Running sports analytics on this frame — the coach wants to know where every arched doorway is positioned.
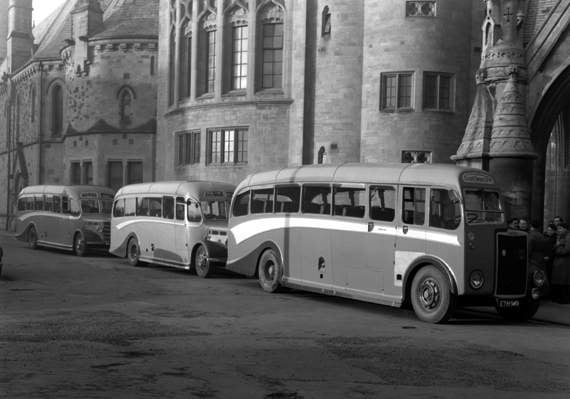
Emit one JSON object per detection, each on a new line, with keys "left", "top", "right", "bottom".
{"left": 531, "top": 65, "right": 570, "bottom": 227}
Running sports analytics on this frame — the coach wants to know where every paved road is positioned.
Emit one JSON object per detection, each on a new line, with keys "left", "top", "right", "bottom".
{"left": 1, "top": 235, "right": 569, "bottom": 399}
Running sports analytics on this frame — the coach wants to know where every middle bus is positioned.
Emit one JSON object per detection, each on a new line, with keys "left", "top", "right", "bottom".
{"left": 110, "top": 180, "right": 235, "bottom": 277}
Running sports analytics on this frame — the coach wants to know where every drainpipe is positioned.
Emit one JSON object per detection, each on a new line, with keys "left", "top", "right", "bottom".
{"left": 38, "top": 61, "right": 43, "bottom": 184}
{"left": 5, "top": 78, "right": 12, "bottom": 231}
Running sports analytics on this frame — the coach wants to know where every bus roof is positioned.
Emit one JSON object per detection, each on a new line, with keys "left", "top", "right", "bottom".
{"left": 115, "top": 180, "right": 236, "bottom": 199}
{"left": 18, "top": 185, "right": 116, "bottom": 197}
{"left": 236, "top": 163, "right": 497, "bottom": 192}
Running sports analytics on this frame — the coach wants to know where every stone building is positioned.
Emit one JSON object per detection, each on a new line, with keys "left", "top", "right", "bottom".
{"left": 157, "top": 0, "right": 570, "bottom": 224}
{"left": 0, "top": 0, "right": 159, "bottom": 228}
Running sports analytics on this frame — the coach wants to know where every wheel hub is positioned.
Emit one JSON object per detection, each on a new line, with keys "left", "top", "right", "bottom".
{"left": 419, "top": 278, "right": 440, "bottom": 310}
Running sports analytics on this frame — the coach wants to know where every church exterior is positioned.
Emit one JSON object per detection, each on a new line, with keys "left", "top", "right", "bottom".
{"left": 1, "top": 0, "right": 569, "bottom": 228}
{"left": 0, "top": 0, "right": 159, "bottom": 229}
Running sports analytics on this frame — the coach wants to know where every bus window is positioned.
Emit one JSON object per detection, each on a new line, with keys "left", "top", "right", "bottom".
{"left": 333, "top": 186, "right": 366, "bottom": 218}
{"left": 402, "top": 187, "right": 425, "bottom": 225}
{"left": 101, "top": 194, "right": 114, "bottom": 214}
{"left": 232, "top": 191, "right": 250, "bottom": 217}
{"left": 163, "top": 196, "right": 174, "bottom": 219}
{"left": 251, "top": 188, "right": 274, "bottom": 214}
{"left": 464, "top": 189, "right": 503, "bottom": 224}
{"left": 370, "top": 185, "right": 395, "bottom": 222}
{"left": 275, "top": 185, "right": 300, "bottom": 213}
{"left": 44, "top": 196, "right": 54, "bottom": 212}
{"left": 113, "top": 199, "right": 125, "bottom": 217}
{"left": 62, "top": 196, "right": 70, "bottom": 214}
{"left": 53, "top": 196, "right": 61, "bottom": 213}
{"left": 429, "top": 189, "right": 461, "bottom": 230}
{"left": 148, "top": 197, "right": 162, "bottom": 217}
{"left": 34, "top": 196, "right": 43, "bottom": 211}
{"left": 201, "top": 199, "right": 229, "bottom": 220}
{"left": 136, "top": 198, "right": 149, "bottom": 216}
{"left": 176, "top": 197, "right": 185, "bottom": 220}
{"left": 187, "top": 199, "right": 201, "bottom": 222}
{"left": 302, "top": 185, "right": 331, "bottom": 215}
{"left": 17, "top": 197, "right": 26, "bottom": 211}
{"left": 81, "top": 198, "right": 99, "bottom": 214}
{"left": 125, "top": 197, "right": 136, "bottom": 217}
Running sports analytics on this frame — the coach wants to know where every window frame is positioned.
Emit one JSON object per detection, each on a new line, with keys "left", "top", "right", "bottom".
{"left": 176, "top": 131, "right": 201, "bottom": 166}
{"left": 423, "top": 71, "right": 454, "bottom": 112}
{"left": 206, "top": 127, "right": 248, "bottom": 165}
{"left": 380, "top": 72, "right": 414, "bottom": 112}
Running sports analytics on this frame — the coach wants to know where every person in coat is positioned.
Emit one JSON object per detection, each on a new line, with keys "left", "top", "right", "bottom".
{"left": 552, "top": 223, "right": 570, "bottom": 303}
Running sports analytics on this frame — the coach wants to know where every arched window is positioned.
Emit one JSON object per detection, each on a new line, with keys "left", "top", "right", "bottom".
{"left": 257, "top": 2, "right": 284, "bottom": 90}
{"left": 117, "top": 86, "right": 135, "bottom": 127}
{"left": 50, "top": 83, "right": 64, "bottom": 136}
{"left": 200, "top": 12, "right": 217, "bottom": 95}
{"left": 179, "top": 18, "right": 192, "bottom": 99}
{"left": 318, "top": 146, "right": 326, "bottom": 164}
{"left": 226, "top": 6, "right": 248, "bottom": 91}
{"left": 321, "top": 6, "right": 331, "bottom": 37}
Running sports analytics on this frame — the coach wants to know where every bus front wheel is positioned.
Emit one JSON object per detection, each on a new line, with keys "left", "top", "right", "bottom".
{"left": 127, "top": 237, "right": 141, "bottom": 266}
{"left": 410, "top": 265, "right": 454, "bottom": 323}
{"left": 73, "top": 232, "right": 87, "bottom": 257}
{"left": 194, "top": 245, "right": 211, "bottom": 278}
{"left": 27, "top": 226, "right": 38, "bottom": 249}
{"left": 258, "top": 249, "right": 283, "bottom": 293}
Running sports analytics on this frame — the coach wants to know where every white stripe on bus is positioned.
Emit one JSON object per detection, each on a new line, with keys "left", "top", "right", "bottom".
{"left": 231, "top": 217, "right": 460, "bottom": 247}
{"left": 116, "top": 218, "right": 186, "bottom": 230}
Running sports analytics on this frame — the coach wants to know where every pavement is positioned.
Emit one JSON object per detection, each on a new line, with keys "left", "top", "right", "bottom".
{"left": 533, "top": 300, "right": 570, "bottom": 325}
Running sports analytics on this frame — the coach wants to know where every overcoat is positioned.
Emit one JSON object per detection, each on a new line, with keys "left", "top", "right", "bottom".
{"left": 552, "top": 234, "right": 570, "bottom": 285}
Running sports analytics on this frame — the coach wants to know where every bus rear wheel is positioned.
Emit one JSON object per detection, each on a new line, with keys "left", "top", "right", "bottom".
{"left": 410, "top": 265, "right": 454, "bottom": 323}
{"left": 194, "top": 245, "right": 211, "bottom": 278}
{"left": 127, "top": 237, "right": 141, "bottom": 266}
{"left": 27, "top": 226, "right": 38, "bottom": 249}
{"left": 258, "top": 249, "right": 283, "bottom": 293}
{"left": 73, "top": 232, "right": 87, "bottom": 257}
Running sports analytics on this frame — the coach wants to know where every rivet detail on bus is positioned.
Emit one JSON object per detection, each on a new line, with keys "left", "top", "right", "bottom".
{"left": 231, "top": 217, "right": 461, "bottom": 247}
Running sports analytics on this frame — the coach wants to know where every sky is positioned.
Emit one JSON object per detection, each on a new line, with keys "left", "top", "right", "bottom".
{"left": 33, "top": 0, "right": 67, "bottom": 26}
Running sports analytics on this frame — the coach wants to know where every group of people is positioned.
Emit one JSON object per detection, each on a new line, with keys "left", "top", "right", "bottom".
{"left": 507, "top": 216, "right": 570, "bottom": 304}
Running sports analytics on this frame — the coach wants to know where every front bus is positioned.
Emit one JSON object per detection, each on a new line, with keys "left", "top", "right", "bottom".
{"left": 459, "top": 172, "right": 544, "bottom": 321}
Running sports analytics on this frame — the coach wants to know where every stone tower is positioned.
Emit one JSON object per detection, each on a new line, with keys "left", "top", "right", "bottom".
{"left": 454, "top": 0, "right": 536, "bottom": 218}
{"left": 6, "top": 0, "right": 33, "bottom": 73}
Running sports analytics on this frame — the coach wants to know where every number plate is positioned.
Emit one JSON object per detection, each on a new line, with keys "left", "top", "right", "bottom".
{"left": 497, "top": 299, "right": 520, "bottom": 308}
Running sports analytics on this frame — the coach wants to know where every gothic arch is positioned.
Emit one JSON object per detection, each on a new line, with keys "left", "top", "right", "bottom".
{"left": 46, "top": 79, "right": 65, "bottom": 137}
{"left": 117, "top": 85, "right": 136, "bottom": 127}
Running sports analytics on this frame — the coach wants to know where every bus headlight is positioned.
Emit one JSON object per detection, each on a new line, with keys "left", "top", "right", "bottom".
{"left": 532, "top": 269, "right": 546, "bottom": 288}
{"left": 469, "top": 270, "right": 485, "bottom": 290}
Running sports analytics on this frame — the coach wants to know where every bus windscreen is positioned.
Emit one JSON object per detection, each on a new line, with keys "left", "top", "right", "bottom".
{"left": 463, "top": 189, "right": 504, "bottom": 224}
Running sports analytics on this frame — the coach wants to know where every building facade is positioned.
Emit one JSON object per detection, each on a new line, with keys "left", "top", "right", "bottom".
{"left": 0, "top": 0, "right": 159, "bottom": 229}
{"left": 157, "top": 0, "right": 570, "bottom": 224}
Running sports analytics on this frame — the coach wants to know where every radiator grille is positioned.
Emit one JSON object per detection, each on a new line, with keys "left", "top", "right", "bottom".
{"left": 496, "top": 233, "right": 527, "bottom": 296}
{"left": 103, "top": 221, "right": 111, "bottom": 245}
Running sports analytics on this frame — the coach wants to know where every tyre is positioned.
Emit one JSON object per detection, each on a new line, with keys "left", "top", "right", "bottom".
{"left": 410, "top": 265, "right": 455, "bottom": 323}
{"left": 495, "top": 298, "right": 540, "bottom": 321}
{"left": 194, "top": 245, "right": 211, "bottom": 278}
{"left": 28, "top": 226, "right": 38, "bottom": 250}
{"left": 258, "top": 249, "right": 283, "bottom": 293}
{"left": 127, "top": 237, "right": 141, "bottom": 266}
{"left": 73, "top": 232, "right": 87, "bottom": 257}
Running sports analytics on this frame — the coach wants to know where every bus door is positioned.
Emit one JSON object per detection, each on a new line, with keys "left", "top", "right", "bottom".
{"left": 394, "top": 186, "right": 427, "bottom": 294}
{"left": 156, "top": 196, "right": 183, "bottom": 264}
{"left": 292, "top": 185, "right": 333, "bottom": 286}
{"left": 174, "top": 197, "right": 191, "bottom": 265}
{"left": 329, "top": 184, "right": 380, "bottom": 293}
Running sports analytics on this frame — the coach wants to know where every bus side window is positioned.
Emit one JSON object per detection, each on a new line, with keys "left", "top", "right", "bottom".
{"left": 402, "top": 187, "right": 425, "bottom": 225}
{"left": 163, "top": 196, "right": 174, "bottom": 219}
{"left": 429, "top": 188, "right": 461, "bottom": 230}
{"left": 232, "top": 191, "right": 250, "bottom": 217}
{"left": 187, "top": 199, "right": 201, "bottom": 222}
{"left": 44, "top": 195, "right": 54, "bottom": 212}
{"left": 125, "top": 197, "right": 136, "bottom": 216}
{"left": 275, "top": 185, "right": 300, "bottom": 213}
{"left": 370, "top": 185, "right": 395, "bottom": 222}
{"left": 302, "top": 185, "right": 331, "bottom": 215}
{"left": 137, "top": 197, "right": 149, "bottom": 216}
{"left": 176, "top": 197, "right": 185, "bottom": 220}
{"left": 251, "top": 188, "right": 274, "bottom": 214}
{"left": 70, "top": 199, "right": 81, "bottom": 216}
{"left": 333, "top": 186, "right": 366, "bottom": 218}
{"left": 148, "top": 197, "right": 162, "bottom": 217}
{"left": 62, "top": 196, "right": 70, "bottom": 214}
{"left": 17, "top": 197, "right": 26, "bottom": 212}
{"left": 113, "top": 199, "right": 125, "bottom": 217}
{"left": 53, "top": 196, "right": 61, "bottom": 213}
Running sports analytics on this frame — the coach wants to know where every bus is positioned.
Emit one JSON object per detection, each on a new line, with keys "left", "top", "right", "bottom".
{"left": 226, "top": 163, "right": 546, "bottom": 323}
{"left": 15, "top": 185, "right": 115, "bottom": 256}
{"left": 109, "top": 181, "right": 235, "bottom": 277}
